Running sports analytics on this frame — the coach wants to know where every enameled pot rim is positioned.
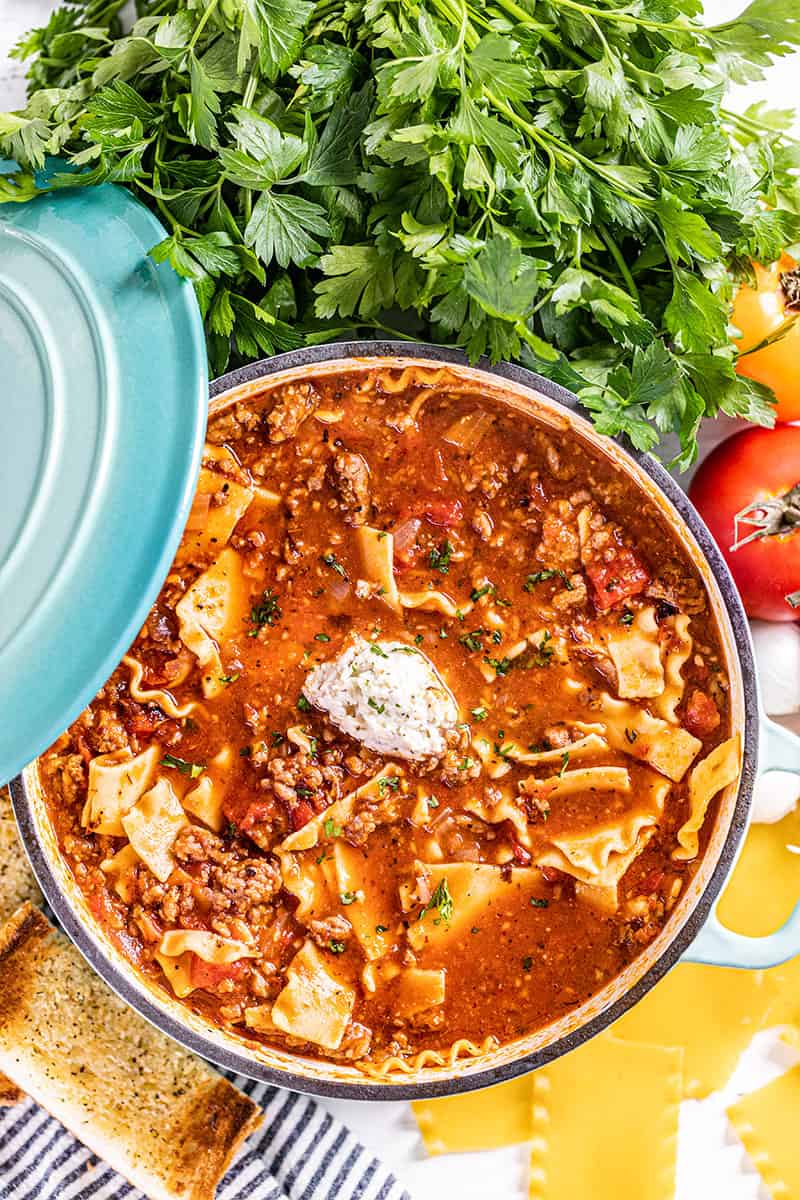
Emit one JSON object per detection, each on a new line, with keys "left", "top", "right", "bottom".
{"left": 10, "top": 341, "right": 759, "bottom": 1101}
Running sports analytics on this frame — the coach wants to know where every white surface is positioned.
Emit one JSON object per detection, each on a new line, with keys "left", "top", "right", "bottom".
{"left": 1, "top": 3, "right": 798, "bottom": 1198}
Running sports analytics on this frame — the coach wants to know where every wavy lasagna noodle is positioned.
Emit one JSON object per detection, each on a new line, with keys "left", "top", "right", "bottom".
{"left": 39, "top": 363, "right": 735, "bottom": 1074}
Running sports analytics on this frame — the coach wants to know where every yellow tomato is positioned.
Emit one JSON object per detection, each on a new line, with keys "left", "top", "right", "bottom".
{"left": 733, "top": 252, "right": 800, "bottom": 423}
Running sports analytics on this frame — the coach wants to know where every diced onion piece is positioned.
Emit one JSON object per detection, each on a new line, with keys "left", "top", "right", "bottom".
{"left": 442, "top": 409, "right": 494, "bottom": 451}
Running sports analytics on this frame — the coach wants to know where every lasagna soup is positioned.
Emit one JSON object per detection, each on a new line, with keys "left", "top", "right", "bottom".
{"left": 41, "top": 363, "right": 740, "bottom": 1075}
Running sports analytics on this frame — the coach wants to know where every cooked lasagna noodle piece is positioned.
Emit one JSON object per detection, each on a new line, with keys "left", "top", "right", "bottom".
{"left": 39, "top": 365, "right": 737, "bottom": 1074}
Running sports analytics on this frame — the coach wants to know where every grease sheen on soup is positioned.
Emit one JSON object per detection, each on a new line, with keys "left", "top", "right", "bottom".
{"left": 40, "top": 363, "right": 737, "bottom": 1075}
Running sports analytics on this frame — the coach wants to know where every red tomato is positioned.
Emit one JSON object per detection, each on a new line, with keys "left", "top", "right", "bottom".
{"left": 190, "top": 955, "right": 248, "bottom": 991}
{"left": 689, "top": 426, "right": 800, "bottom": 622}
{"left": 733, "top": 253, "right": 800, "bottom": 423}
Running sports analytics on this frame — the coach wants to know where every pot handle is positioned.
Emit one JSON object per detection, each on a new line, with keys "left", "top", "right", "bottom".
{"left": 682, "top": 714, "right": 800, "bottom": 969}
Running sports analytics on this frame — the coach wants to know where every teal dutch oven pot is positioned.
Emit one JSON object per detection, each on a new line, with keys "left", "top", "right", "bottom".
{"left": 8, "top": 341, "right": 800, "bottom": 1101}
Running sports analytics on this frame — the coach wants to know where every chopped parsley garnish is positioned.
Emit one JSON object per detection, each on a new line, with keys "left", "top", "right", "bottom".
{"left": 530, "top": 898, "right": 549, "bottom": 909}
{"left": 559, "top": 751, "right": 570, "bottom": 777}
{"left": 339, "top": 891, "right": 357, "bottom": 906}
{"left": 471, "top": 706, "right": 488, "bottom": 722}
{"left": 271, "top": 732, "right": 284, "bottom": 746}
{"left": 458, "top": 757, "right": 475, "bottom": 772}
{"left": 427, "top": 796, "right": 440, "bottom": 808}
{"left": 378, "top": 775, "right": 401, "bottom": 795}
{"left": 323, "top": 817, "right": 343, "bottom": 838}
{"left": 470, "top": 583, "right": 495, "bottom": 601}
{"left": 368, "top": 697, "right": 386, "bottom": 713}
{"left": 414, "top": 633, "right": 424, "bottom": 645}
{"left": 297, "top": 694, "right": 312, "bottom": 712}
{"left": 369, "top": 642, "right": 389, "bottom": 658}
{"left": 532, "top": 631, "right": 554, "bottom": 667}
{"left": 429, "top": 539, "right": 453, "bottom": 574}
{"left": 375, "top": 924, "right": 388, "bottom": 934}
{"left": 522, "top": 955, "right": 533, "bottom": 971}
{"left": 439, "top": 627, "right": 448, "bottom": 639}
{"left": 485, "top": 655, "right": 512, "bottom": 675}
{"left": 524, "top": 569, "right": 573, "bottom": 592}
{"left": 459, "top": 628, "right": 488, "bottom": 653}
{"left": 620, "top": 610, "right": 635, "bottom": 626}
{"left": 239, "top": 746, "right": 252, "bottom": 757}
{"left": 419, "top": 879, "right": 454, "bottom": 925}
{"left": 625, "top": 727, "right": 639, "bottom": 744}
{"left": 328, "top": 940, "right": 346, "bottom": 954}
{"left": 219, "top": 672, "right": 240, "bottom": 685}
{"left": 321, "top": 552, "right": 347, "bottom": 577}
{"left": 314, "top": 632, "right": 331, "bottom": 642}
{"left": 249, "top": 589, "right": 281, "bottom": 632}
{"left": 160, "top": 754, "right": 204, "bottom": 778}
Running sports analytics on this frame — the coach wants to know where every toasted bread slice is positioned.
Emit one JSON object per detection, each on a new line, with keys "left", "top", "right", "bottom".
{"left": 0, "top": 785, "right": 41, "bottom": 1105}
{"left": 0, "top": 904, "right": 262, "bottom": 1199}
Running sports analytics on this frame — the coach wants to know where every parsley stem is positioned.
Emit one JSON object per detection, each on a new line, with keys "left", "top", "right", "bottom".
{"left": 721, "top": 107, "right": 800, "bottom": 146}
{"left": 548, "top": 0, "right": 692, "bottom": 36}
{"left": 187, "top": 0, "right": 220, "bottom": 51}
{"left": 597, "top": 222, "right": 640, "bottom": 305}
{"left": 488, "top": 0, "right": 587, "bottom": 64}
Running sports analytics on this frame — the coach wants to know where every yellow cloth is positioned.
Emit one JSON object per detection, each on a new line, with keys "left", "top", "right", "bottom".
{"left": 728, "top": 1065, "right": 800, "bottom": 1199}
{"left": 530, "top": 1034, "right": 682, "bottom": 1200}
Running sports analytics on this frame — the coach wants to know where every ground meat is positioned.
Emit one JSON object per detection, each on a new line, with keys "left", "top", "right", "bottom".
{"left": 683, "top": 689, "right": 720, "bottom": 738}
{"left": 552, "top": 573, "right": 587, "bottom": 610}
{"left": 266, "top": 383, "right": 318, "bottom": 443}
{"left": 173, "top": 824, "right": 229, "bottom": 865}
{"left": 44, "top": 752, "right": 86, "bottom": 807}
{"left": 206, "top": 407, "right": 243, "bottom": 444}
{"left": 535, "top": 500, "right": 580, "bottom": 570}
{"left": 330, "top": 450, "right": 371, "bottom": 526}
{"left": 471, "top": 508, "right": 493, "bottom": 540}
{"left": 207, "top": 857, "right": 282, "bottom": 914}
{"left": 308, "top": 914, "right": 353, "bottom": 949}
{"left": 461, "top": 458, "right": 510, "bottom": 500}
{"left": 266, "top": 751, "right": 343, "bottom": 827}
{"left": 344, "top": 795, "right": 401, "bottom": 846}
{"left": 438, "top": 749, "right": 482, "bottom": 787}
{"left": 335, "top": 1021, "right": 373, "bottom": 1060}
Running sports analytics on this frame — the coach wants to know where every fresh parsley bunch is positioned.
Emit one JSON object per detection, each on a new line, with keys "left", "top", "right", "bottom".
{"left": 2, "top": 0, "right": 799, "bottom": 465}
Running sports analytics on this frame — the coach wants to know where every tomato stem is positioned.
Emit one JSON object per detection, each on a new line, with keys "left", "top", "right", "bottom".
{"left": 780, "top": 268, "right": 800, "bottom": 313}
{"left": 731, "top": 483, "right": 800, "bottom": 551}
{"left": 786, "top": 590, "right": 800, "bottom": 610}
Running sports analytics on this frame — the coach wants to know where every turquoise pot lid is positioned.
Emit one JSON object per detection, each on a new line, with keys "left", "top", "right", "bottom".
{"left": 0, "top": 164, "right": 208, "bottom": 784}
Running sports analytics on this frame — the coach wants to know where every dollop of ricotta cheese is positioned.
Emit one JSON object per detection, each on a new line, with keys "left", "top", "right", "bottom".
{"left": 302, "top": 635, "right": 459, "bottom": 760}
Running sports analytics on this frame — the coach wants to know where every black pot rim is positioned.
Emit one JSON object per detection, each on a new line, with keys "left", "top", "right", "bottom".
{"left": 11, "top": 340, "right": 759, "bottom": 1102}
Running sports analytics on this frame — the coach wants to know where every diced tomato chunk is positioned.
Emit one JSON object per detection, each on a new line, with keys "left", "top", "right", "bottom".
{"left": 585, "top": 544, "right": 650, "bottom": 611}
{"left": 683, "top": 689, "right": 720, "bottom": 739}
{"left": 122, "top": 701, "right": 168, "bottom": 738}
{"left": 511, "top": 839, "right": 532, "bottom": 866}
{"left": 290, "top": 799, "right": 316, "bottom": 830}
{"left": 190, "top": 954, "right": 248, "bottom": 991}
{"left": 422, "top": 496, "right": 463, "bottom": 527}
{"left": 230, "top": 799, "right": 276, "bottom": 833}
{"left": 641, "top": 868, "right": 665, "bottom": 894}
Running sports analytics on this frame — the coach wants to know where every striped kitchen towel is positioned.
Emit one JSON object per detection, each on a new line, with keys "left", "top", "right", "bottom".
{"left": 0, "top": 1078, "right": 412, "bottom": 1200}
